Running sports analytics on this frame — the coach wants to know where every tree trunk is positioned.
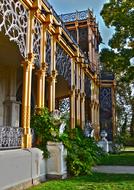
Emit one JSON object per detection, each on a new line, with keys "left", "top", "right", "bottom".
{"left": 121, "top": 114, "right": 127, "bottom": 134}
{"left": 130, "top": 103, "right": 134, "bottom": 137}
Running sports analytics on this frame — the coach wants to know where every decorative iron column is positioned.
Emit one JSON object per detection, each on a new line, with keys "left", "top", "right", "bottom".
{"left": 36, "top": 24, "right": 47, "bottom": 109}
{"left": 91, "top": 75, "right": 100, "bottom": 138}
{"left": 49, "top": 35, "right": 57, "bottom": 112}
{"left": 21, "top": 10, "right": 34, "bottom": 148}
{"left": 21, "top": 56, "right": 34, "bottom": 148}
{"left": 88, "top": 26, "right": 93, "bottom": 66}
{"left": 80, "top": 65, "right": 85, "bottom": 129}
{"left": 75, "top": 60, "right": 81, "bottom": 126}
{"left": 96, "top": 84, "right": 100, "bottom": 138}
{"left": 91, "top": 79, "right": 95, "bottom": 125}
{"left": 36, "top": 66, "right": 47, "bottom": 109}
{"left": 70, "top": 58, "right": 75, "bottom": 129}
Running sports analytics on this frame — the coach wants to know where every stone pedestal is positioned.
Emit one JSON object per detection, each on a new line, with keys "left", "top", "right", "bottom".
{"left": 46, "top": 141, "right": 67, "bottom": 179}
{"left": 98, "top": 138, "right": 109, "bottom": 153}
{"left": 3, "top": 99, "right": 20, "bottom": 127}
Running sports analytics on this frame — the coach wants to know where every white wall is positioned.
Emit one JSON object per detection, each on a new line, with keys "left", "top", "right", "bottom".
{"left": 0, "top": 148, "right": 46, "bottom": 190}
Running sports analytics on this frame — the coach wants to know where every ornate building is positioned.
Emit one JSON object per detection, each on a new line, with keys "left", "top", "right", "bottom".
{"left": 0, "top": 0, "right": 115, "bottom": 188}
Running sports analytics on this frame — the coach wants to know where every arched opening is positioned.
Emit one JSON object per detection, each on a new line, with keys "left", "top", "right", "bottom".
{"left": 0, "top": 31, "right": 23, "bottom": 128}
{"left": 45, "top": 75, "right": 70, "bottom": 114}
{"left": 55, "top": 75, "right": 70, "bottom": 114}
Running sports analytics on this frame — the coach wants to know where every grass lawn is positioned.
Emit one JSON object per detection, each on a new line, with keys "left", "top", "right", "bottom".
{"left": 124, "top": 147, "right": 134, "bottom": 151}
{"left": 28, "top": 173, "right": 134, "bottom": 190}
{"left": 99, "top": 152, "right": 134, "bottom": 166}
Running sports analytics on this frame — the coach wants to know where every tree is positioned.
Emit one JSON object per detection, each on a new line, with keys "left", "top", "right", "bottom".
{"left": 100, "top": 0, "right": 134, "bottom": 136}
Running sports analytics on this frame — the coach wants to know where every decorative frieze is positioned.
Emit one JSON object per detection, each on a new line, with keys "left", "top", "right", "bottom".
{"left": 0, "top": 0, "right": 28, "bottom": 57}
{"left": 46, "top": 31, "right": 51, "bottom": 73}
{"left": 33, "top": 18, "right": 41, "bottom": 67}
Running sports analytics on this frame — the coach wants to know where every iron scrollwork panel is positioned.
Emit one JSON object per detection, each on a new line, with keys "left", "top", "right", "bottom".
{"left": 56, "top": 43, "right": 71, "bottom": 87}
{"left": 100, "top": 87, "right": 113, "bottom": 140}
{"left": 61, "top": 10, "right": 88, "bottom": 22}
{"left": 0, "top": 0, "right": 28, "bottom": 57}
{"left": 46, "top": 31, "right": 51, "bottom": 74}
{"left": 33, "top": 18, "right": 41, "bottom": 68}
{"left": 61, "top": 12, "right": 76, "bottom": 22}
{"left": 78, "top": 10, "right": 88, "bottom": 20}
{"left": 0, "top": 127, "right": 24, "bottom": 149}
{"left": 56, "top": 97, "right": 70, "bottom": 113}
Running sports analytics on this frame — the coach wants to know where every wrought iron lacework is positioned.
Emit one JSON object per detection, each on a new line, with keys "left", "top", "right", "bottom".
{"left": 79, "top": 28, "right": 88, "bottom": 42}
{"left": 69, "top": 30, "right": 77, "bottom": 43}
{"left": 0, "top": 0, "right": 28, "bottom": 57}
{"left": 100, "top": 88, "right": 112, "bottom": 110}
{"left": 0, "top": 127, "right": 23, "bottom": 149}
{"left": 61, "top": 10, "right": 88, "bottom": 22}
{"left": 100, "top": 87, "right": 113, "bottom": 140}
{"left": 33, "top": 18, "right": 41, "bottom": 68}
{"left": 59, "top": 98, "right": 70, "bottom": 113}
{"left": 56, "top": 98, "right": 70, "bottom": 113}
{"left": 56, "top": 43, "right": 71, "bottom": 86}
{"left": 46, "top": 31, "right": 51, "bottom": 74}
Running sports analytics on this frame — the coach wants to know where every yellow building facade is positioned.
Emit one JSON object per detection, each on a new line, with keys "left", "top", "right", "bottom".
{"left": 0, "top": 0, "right": 115, "bottom": 149}
{"left": 0, "top": 1, "right": 117, "bottom": 188}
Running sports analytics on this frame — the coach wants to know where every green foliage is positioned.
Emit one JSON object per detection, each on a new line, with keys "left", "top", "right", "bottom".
{"left": 31, "top": 107, "right": 60, "bottom": 158}
{"left": 124, "top": 135, "right": 134, "bottom": 147}
{"left": 101, "top": 0, "right": 134, "bottom": 49}
{"left": 31, "top": 108, "right": 105, "bottom": 176}
{"left": 28, "top": 173, "right": 134, "bottom": 190}
{"left": 99, "top": 152, "right": 134, "bottom": 166}
{"left": 111, "top": 133, "right": 127, "bottom": 153}
{"left": 60, "top": 127, "right": 105, "bottom": 176}
{"left": 100, "top": 0, "right": 134, "bottom": 136}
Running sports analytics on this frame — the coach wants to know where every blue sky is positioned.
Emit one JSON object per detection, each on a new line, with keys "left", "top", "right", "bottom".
{"left": 48, "top": 0, "right": 114, "bottom": 49}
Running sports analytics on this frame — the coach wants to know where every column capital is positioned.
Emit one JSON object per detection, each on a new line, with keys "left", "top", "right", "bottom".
{"left": 80, "top": 92, "right": 86, "bottom": 100}
{"left": 90, "top": 100, "right": 95, "bottom": 107}
{"left": 75, "top": 89, "right": 80, "bottom": 98}
{"left": 27, "top": 53, "right": 34, "bottom": 62}
{"left": 95, "top": 99, "right": 99, "bottom": 105}
{"left": 51, "top": 69, "right": 58, "bottom": 78}
{"left": 21, "top": 59, "right": 34, "bottom": 71}
{"left": 36, "top": 69, "right": 44, "bottom": 77}
{"left": 36, "top": 64, "right": 48, "bottom": 77}
{"left": 47, "top": 70, "right": 58, "bottom": 82}
{"left": 93, "top": 73, "right": 98, "bottom": 81}
{"left": 42, "top": 62, "right": 48, "bottom": 70}
{"left": 70, "top": 85, "right": 75, "bottom": 96}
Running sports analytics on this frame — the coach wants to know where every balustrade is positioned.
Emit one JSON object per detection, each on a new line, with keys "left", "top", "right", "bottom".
{"left": 0, "top": 127, "right": 23, "bottom": 149}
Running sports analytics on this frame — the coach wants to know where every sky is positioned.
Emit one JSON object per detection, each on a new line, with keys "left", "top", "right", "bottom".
{"left": 48, "top": 0, "right": 114, "bottom": 49}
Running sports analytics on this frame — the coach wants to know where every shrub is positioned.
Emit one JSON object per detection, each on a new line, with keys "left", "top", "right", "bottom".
{"left": 31, "top": 108, "right": 69, "bottom": 157}
{"left": 31, "top": 107, "right": 56, "bottom": 158}
{"left": 124, "top": 136, "right": 134, "bottom": 146}
{"left": 60, "top": 127, "right": 105, "bottom": 176}
{"left": 31, "top": 108, "right": 105, "bottom": 176}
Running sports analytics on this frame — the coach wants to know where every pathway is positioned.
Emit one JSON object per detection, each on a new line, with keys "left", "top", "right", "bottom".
{"left": 93, "top": 166, "right": 134, "bottom": 174}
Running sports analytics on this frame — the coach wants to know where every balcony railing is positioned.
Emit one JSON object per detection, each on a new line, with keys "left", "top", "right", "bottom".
{"left": 0, "top": 127, "right": 24, "bottom": 150}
